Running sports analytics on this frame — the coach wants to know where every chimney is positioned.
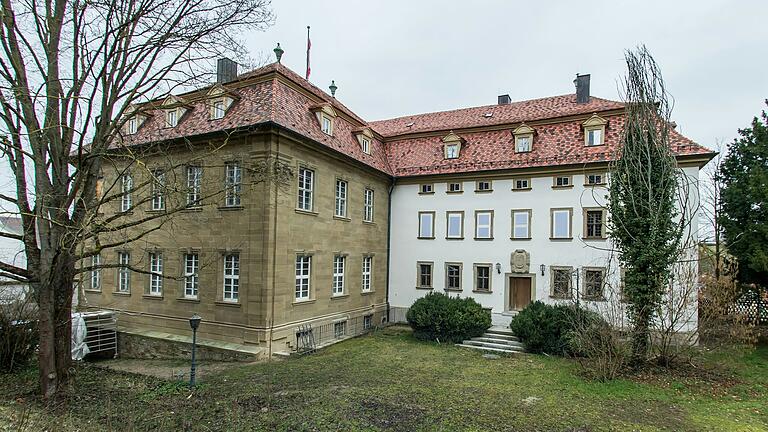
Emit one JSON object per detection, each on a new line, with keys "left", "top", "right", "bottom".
{"left": 217, "top": 58, "right": 238, "bottom": 84}
{"left": 498, "top": 94, "right": 511, "bottom": 105}
{"left": 574, "top": 74, "right": 590, "bottom": 104}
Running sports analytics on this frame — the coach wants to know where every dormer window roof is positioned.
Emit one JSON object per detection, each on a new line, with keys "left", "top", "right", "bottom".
{"left": 442, "top": 131, "right": 464, "bottom": 159}
{"left": 161, "top": 95, "right": 191, "bottom": 128}
{"left": 310, "top": 102, "right": 337, "bottom": 136}
{"left": 353, "top": 127, "right": 374, "bottom": 155}
{"left": 512, "top": 123, "right": 535, "bottom": 153}
{"left": 582, "top": 114, "right": 608, "bottom": 146}
{"left": 124, "top": 104, "right": 149, "bottom": 135}
{"left": 206, "top": 84, "right": 238, "bottom": 120}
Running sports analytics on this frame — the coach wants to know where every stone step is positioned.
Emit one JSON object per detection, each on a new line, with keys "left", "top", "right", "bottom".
{"left": 455, "top": 344, "right": 522, "bottom": 354}
{"left": 471, "top": 337, "right": 524, "bottom": 347}
{"left": 480, "top": 333, "right": 520, "bottom": 342}
{"left": 462, "top": 340, "right": 525, "bottom": 351}
{"left": 485, "top": 327, "right": 517, "bottom": 337}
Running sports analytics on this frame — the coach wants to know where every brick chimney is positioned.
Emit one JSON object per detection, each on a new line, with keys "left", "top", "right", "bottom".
{"left": 574, "top": 74, "right": 590, "bottom": 104}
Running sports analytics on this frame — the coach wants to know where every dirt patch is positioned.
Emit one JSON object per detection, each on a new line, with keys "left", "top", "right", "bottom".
{"left": 622, "top": 362, "right": 742, "bottom": 395}
{"left": 353, "top": 398, "right": 425, "bottom": 431}
{"left": 91, "top": 358, "right": 254, "bottom": 380}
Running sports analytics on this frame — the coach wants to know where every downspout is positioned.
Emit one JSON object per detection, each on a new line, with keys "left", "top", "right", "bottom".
{"left": 385, "top": 177, "right": 396, "bottom": 322}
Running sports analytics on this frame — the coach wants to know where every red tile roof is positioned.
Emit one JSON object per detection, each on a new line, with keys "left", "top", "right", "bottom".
{"left": 119, "top": 62, "right": 713, "bottom": 179}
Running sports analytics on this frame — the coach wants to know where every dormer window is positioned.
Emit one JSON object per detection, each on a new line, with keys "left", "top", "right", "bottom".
{"left": 361, "top": 137, "right": 371, "bottom": 154}
{"left": 442, "top": 131, "right": 464, "bottom": 160}
{"left": 583, "top": 114, "right": 608, "bottom": 146}
{"left": 128, "top": 117, "right": 138, "bottom": 135}
{"left": 166, "top": 109, "right": 178, "bottom": 128}
{"left": 513, "top": 124, "right": 535, "bottom": 153}
{"left": 160, "top": 95, "right": 190, "bottom": 128}
{"left": 321, "top": 115, "right": 333, "bottom": 135}
{"left": 353, "top": 127, "right": 374, "bottom": 155}
{"left": 310, "top": 103, "right": 338, "bottom": 137}
{"left": 212, "top": 100, "right": 225, "bottom": 119}
{"left": 206, "top": 84, "right": 238, "bottom": 120}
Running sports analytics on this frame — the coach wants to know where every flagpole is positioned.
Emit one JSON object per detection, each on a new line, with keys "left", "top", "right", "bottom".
{"left": 305, "top": 26, "right": 311, "bottom": 80}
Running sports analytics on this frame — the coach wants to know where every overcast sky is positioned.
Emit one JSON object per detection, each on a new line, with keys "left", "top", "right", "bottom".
{"left": 250, "top": 0, "right": 768, "bottom": 152}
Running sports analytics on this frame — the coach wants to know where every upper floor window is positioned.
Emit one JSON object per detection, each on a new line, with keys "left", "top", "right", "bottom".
{"left": 207, "top": 84, "right": 237, "bottom": 120}
{"left": 554, "top": 176, "right": 571, "bottom": 188}
{"left": 297, "top": 167, "right": 314, "bottom": 211}
{"left": 447, "top": 182, "right": 462, "bottom": 193}
{"left": 583, "top": 114, "right": 607, "bottom": 146}
{"left": 354, "top": 128, "right": 374, "bottom": 155}
{"left": 128, "top": 117, "right": 138, "bottom": 135}
{"left": 551, "top": 208, "right": 572, "bottom": 239}
{"left": 511, "top": 209, "right": 531, "bottom": 239}
{"left": 149, "top": 252, "right": 163, "bottom": 295}
{"left": 335, "top": 179, "right": 348, "bottom": 218}
{"left": 475, "top": 211, "right": 493, "bottom": 239}
{"left": 332, "top": 255, "right": 345, "bottom": 296}
{"left": 151, "top": 170, "right": 165, "bottom": 211}
{"left": 186, "top": 166, "right": 202, "bottom": 207}
{"left": 90, "top": 254, "right": 101, "bottom": 291}
{"left": 225, "top": 162, "right": 242, "bottom": 207}
{"left": 223, "top": 253, "right": 240, "bottom": 302}
{"left": 476, "top": 180, "right": 492, "bottom": 192}
{"left": 361, "top": 137, "right": 371, "bottom": 154}
{"left": 295, "top": 255, "right": 311, "bottom": 301}
{"left": 121, "top": 174, "right": 133, "bottom": 212}
{"left": 212, "top": 100, "right": 226, "bottom": 120}
{"left": 166, "top": 109, "right": 178, "bottom": 128}
{"left": 586, "top": 172, "right": 605, "bottom": 186}
{"left": 321, "top": 115, "right": 333, "bottom": 135}
{"left": 362, "top": 256, "right": 372, "bottom": 292}
{"left": 363, "top": 188, "right": 375, "bottom": 222}
{"left": 420, "top": 184, "right": 434, "bottom": 194}
{"left": 513, "top": 178, "right": 530, "bottom": 190}
{"left": 445, "top": 144, "right": 459, "bottom": 159}
{"left": 442, "top": 132, "right": 463, "bottom": 159}
{"left": 584, "top": 208, "right": 606, "bottom": 239}
{"left": 446, "top": 211, "right": 464, "bottom": 239}
{"left": 513, "top": 123, "right": 534, "bottom": 153}
{"left": 118, "top": 252, "right": 130, "bottom": 293}
{"left": 418, "top": 212, "right": 435, "bottom": 239}
{"left": 184, "top": 253, "right": 199, "bottom": 299}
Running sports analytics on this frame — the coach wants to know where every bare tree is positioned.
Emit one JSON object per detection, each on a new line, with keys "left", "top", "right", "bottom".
{"left": 0, "top": 0, "right": 274, "bottom": 397}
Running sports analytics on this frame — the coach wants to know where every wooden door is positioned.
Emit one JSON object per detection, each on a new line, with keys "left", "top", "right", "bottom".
{"left": 510, "top": 277, "right": 532, "bottom": 311}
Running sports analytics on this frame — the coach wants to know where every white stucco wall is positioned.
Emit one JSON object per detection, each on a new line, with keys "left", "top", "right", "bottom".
{"left": 388, "top": 166, "right": 701, "bottom": 330}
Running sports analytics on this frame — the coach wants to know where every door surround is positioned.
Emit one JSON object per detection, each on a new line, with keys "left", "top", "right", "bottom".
{"left": 504, "top": 272, "right": 536, "bottom": 313}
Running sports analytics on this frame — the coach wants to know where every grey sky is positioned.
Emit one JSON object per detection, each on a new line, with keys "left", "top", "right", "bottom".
{"left": 250, "top": 0, "right": 768, "bottom": 151}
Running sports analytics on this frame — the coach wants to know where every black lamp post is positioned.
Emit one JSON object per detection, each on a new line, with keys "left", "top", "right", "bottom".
{"left": 188, "top": 313, "right": 202, "bottom": 387}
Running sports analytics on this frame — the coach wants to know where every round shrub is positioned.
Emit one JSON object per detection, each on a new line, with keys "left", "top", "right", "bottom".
{"left": 406, "top": 292, "right": 491, "bottom": 343}
{"left": 510, "top": 301, "right": 606, "bottom": 356}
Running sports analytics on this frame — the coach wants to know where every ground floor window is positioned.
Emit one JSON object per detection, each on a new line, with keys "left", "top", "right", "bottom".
{"left": 363, "top": 315, "right": 373, "bottom": 330}
{"left": 362, "top": 256, "right": 372, "bottom": 292}
{"left": 295, "top": 255, "right": 311, "bottom": 300}
{"left": 118, "top": 252, "right": 130, "bottom": 293}
{"left": 223, "top": 253, "right": 240, "bottom": 302}
{"left": 334, "top": 321, "right": 346, "bottom": 338}
{"left": 583, "top": 268, "right": 606, "bottom": 300}
{"left": 446, "top": 263, "right": 462, "bottom": 290}
{"left": 474, "top": 264, "right": 491, "bottom": 292}
{"left": 417, "top": 262, "right": 433, "bottom": 288}
{"left": 551, "top": 266, "right": 572, "bottom": 298}
{"left": 332, "top": 255, "right": 345, "bottom": 296}
{"left": 149, "top": 252, "right": 163, "bottom": 295}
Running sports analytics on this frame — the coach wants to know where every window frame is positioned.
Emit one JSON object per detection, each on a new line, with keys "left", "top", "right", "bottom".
{"left": 127, "top": 117, "right": 138, "bottom": 135}
{"left": 583, "top": 267, "right": 607, "bottom": 301}
{"left": 361, "top": 137, "right": 371, "bottom": 154}
{"left": 334, "top": 178, "right": 348, "bottom": 218}
{"left": 186, "top": 165, "right": 202, "bottom": 207}
{"left": 223, "top": 253, "right": 240, "bottom": 302}
{"left": 585, "top": 127, "right": 604, "bottom": 146}
{"left": 447, "top": 182, "right": 463, "bottom": 193}
{"left": 295, "top": 255, "right": 312, "bottom": 301}
{"left": 445, "top": 262, "right": 463, "bottom": 291}
{"left": 445, "top": 211, "right": 464, "bottom": 240}
{"left": 515, "top": 134, "right": 532, "bottom": 153}
{"left": 553, "top": 175, "right": 573, "bottom": 188}
{"left": 419, "top": 184, "right": 434, "bottom": 195}
{"left": 475, "top": 180, "right": 493, "bottom": 193}
{"left": 361, "top": 255, "right": 373, "bottom": 293}
{"left": 332, "top": 255, "right": 346, "bottom": 297}
{"left": 151, "top": 169, "right": 165, "bottom": 211}
{"left": 296, "top": 166, "right": 315, "bottom": 212}
{"left": 444, "top": 143, "right": 460, "bottom": 159}
{"left": 363, "top": 188, "right": 375, "bottom": 222}
{"left": 90, "top": 254, "right": 101, "bottom": 291}
{"left": 474, "top": 210, "right": 494, "bottom": 240}
{"left": 416, "top": 261, "right": 434, "bottom": 289}
{"left": 418, "top": 211, "right": 435, "bottom": 239}
{"left": 473, "top": 263, "right": 492, "bottom": 293}
{"left": 121, "top": 173, "right": 133, "bottom": 212}
{"left": 550, "top": 266, "right": 573, "bottom": 299}
{"left": 183, "top": 252, "right": 199, "bottom": 299}
{"left": 585, "top": 172, "right": 606, "bottom": 186}
{"left": 321, "top": 114, "right": 333, "bottom": 135}
{"left": 512, "top": 177, "right": 531, "bottom": 191}
{"left": 511, "top": 209, "right": 532, "bottom": 240}
{"left": 224, "top": 162, "right": 242, "bottom": 207}
{"left": 550, "top": 208, "right": 573, "bottom": 240}
{"left": 583, "top": 207, "right": 607, "bottom": 240}
{"left": 117, "top": 251, "right": 130, "bottom": 293}
{"left": 149, "top": 252, "right": 163, "bottom": 296}
{"left": 212, "top": 99, "right": 226, "bottom": 120}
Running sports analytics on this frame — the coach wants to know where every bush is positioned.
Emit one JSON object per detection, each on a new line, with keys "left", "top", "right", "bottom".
{"left": 509, "top": 301, "right": 606, "bottom": 356}
{"left": 0, "top": 296, "right": 38, "bottom": 372}
{"left": 406, "top": 292, "right": 491, "bottom": 343}
{"left": 567, "top": 313, "right": 629, "bottom": 381}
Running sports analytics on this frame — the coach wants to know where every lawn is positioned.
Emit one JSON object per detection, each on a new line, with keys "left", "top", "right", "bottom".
{"left": 0, "top": 326, "right": 766, "bottom": 431}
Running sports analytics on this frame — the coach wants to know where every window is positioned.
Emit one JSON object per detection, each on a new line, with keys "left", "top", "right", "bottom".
{"left": 515, "top": 135, "right": 531, "bottom": 152}
{"left": 513, "top": 178, "right": 530, "bottom": 190}
{"left": 475, "top": 211, "right": 493, "bottom": 239}
{"left": 419, "top": 184, "right": 434, "bottom": 194}
{"left": 363, "top": 315, "right": 373, "bottom": 330}
{"left": 335, "top": 179, "right": 348, "bottom": 218}
{"left": 321, "top": 115, "right": 333, "bottom": 135}
{"left": 445, "top": 263, "right": 462, "bottom": 290}
{"left": 297, "top": 167, "right": 314, "bottom": 211}
{"left": 118, "top": 252, "right": 130, "bottom": 293}
{"left": 127, "top": 117, "right": 138, "bottom": 135}
{"left": 447, "top": 182, "right": 462, "bottom": 193}
{"left": 417, "top": 262, "right": 433, "bottom": 288}
{"left": 418, "top": 212, "right": 435, "bottom": 239}
{"left": 334, "top": 321, "right": 346, "bottom": 338}
{"left": 511, "top": 210, "right": 531, "bottom": 239}
{"left": 585, "top": 209, "right": 606, "bottom": 239}
{"left": 224, "top": 162, "right": 242, "bottom": 207}
{"left": 295, "top": 255, "right": 311, "bottom": 301}
{"left": 184, "top": 253, "right": 199, "bottom": 299}
{"left": 186, "top": 166, "right": 202, "bottom": 206}
{"left": 445, "top": 144, "right": 459, "bottom": 159}
{"left": 586, "top": 173, "right": 605, "bottom": 185}
{"left": 474, "top": 264, "right": 491, "bottom": 292}
{"left": 212, "top": 100, "right": 225, "bottom": 120}
{"left": 554, "top": 176, "right": 571, "bottom": 187}
{"left": 551, "top": 209, "right": 572, "bottom": 239}
{"left": 551, "top": 267, "right": 572, "bottom": 298}
{"left": 332, "top": 255, "right": 345, "bottom": 296}
{"left": 121, "top": 174, "right": 132, "bottom": 212}
{"left": 446, "top": 211, "right": 464, "bottom": 239}
{"left": 361, "top": 137, "right": 371, "bottom": 154}
{"left": 151, "top": 170, "right": 165, "bottom": 210}
{"left": 362, "top": 256, "right": 372, "bottom": 292}
{"left": 166, "top": 110, "right": 178, "bottom": 128}
{"left": 223, "top": 253, "right": 240, "bottom": 302}
{"left": 476, "top": 180, "right": 492, "bottom": 192}
{"left": 149, "top": 252, "right": 163, "bottom": 295}
{"left": 90, "top": 254, "right": 101, "bottom": 291}
{"left": 586, "top": 128, "right": 603, "bottom": 146}
{"left": 584, "top": 268, "right": 605, "bottom": 300}
{"left": 363, "top": 188, "right": 374, "bottom": 222}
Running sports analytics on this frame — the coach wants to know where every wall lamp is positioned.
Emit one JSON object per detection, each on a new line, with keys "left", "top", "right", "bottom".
{"left": 495, "top": 263, "right": 501, "bottom": 274}
{"left": 540, "top": 264, "right": 546, "bottom": 276}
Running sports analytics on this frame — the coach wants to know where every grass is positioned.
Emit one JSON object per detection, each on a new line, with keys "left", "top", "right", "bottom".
{"left": 0, "top": 326, "right": 766, "bottom": 431}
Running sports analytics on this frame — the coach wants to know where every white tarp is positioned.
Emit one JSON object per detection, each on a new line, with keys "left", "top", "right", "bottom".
{"left": 71, "top": 313, "right": 90, "bottom": 360}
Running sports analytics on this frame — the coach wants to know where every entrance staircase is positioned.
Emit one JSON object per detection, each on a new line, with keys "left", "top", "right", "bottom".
{"left": 456, "top": 326, "right": 526, "bottom": 354}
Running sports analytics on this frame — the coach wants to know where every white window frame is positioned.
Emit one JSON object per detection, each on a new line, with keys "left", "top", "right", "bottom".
{"left": 476, "top": 180, "right": 492, "bottom": 192}
{"left": 363, "top": 314, "right": 373, "bottom": 330}
{"left": 332, "top": 255, "right": 345, "bottom": 296}
{"left": 363, "top": 188, "right": 374, "bottom": 222}
{"left": 295, "top": 255, "right": 311, "bottom": 301}
{"left": 166, "top": 109, "right": 178, "bottom": 128}
{"left": 151, "top": 170, "right": 165, "bottom": 211}
{"left": 184, "top": 253, "right": 199, "bottom": 299}
{"left": 361, "top": 137, "right": 371, "bottom": 154}
{"left": 362, "top": 256, "right": 372, "bottom": 292}
{"left": 297, "top": 167, "right": 314, "bottom": 211}
{"left": 515, "top": 135, "right": 531, "bottom": 152}
{"left": 512, "top": 210, "right": 531, "bottom": 239}
{"left": 446, "top": 211, "right": 463, "bottom": 239}
{"left": 212, "top": 100, "right": 226, "bottom": 120}
{"left": 420, "top": 184, "right": 433, "bottom": 194}
{"left": 418, "top": 212, "right": 435, "bottom": 239}
{"left": 149, "top": 252, "right": 163, "bottom": 295}
{"left": 586, "top": 128, "right": 603, "bottom": 146}
{"left": 186, "top": 165, "right": 202, "bottom": 206}
{"left": 447, "top": 182, "right": 462, "bottom": 193}
{"left": 127, "top": 117, "right": 138, "bottom": 135}
{"left": 586, "top": 173, "right": 605, "bottom": 185}
{"left": 475, "top": 211, "right": 493, "bottom": 239}
{"left": 445, "top": 143, "right": 459, "bottom": 159}
{"left": 551, "top": 209, "right": 572, "bottom": 239}
{"left": 225, "top": 162, "right": 242, "bottom": 207}
{"left": 335, "top": 179, "right": 348, "bottom": 218}
{"left": 121, "top": 174, "right": 132, "bottom": 212}
{"left": 118, "top": 252, "right": 130, "bottom": 293}
{"left": 321, "top": 115, "right": 333, "bottom": 135}
{"left": 513, "top": 178, "right": 530, "bottom": 190}
{"left": 223, "top": 253, "right": 240, "bottom": 302}
{"left": 90, "top": 254, "right": 101, "bottom": 291}
{"left": 334, "top": 321, "right": 346, "bottom": 338}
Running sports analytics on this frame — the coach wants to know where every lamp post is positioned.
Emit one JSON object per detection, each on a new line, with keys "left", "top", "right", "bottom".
{"left": 188, "top": 313, "right": 202, "bottom": 387}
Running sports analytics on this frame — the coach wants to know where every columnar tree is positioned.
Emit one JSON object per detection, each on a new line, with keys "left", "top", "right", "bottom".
{"left": 608, "top": 46, "right": 684, "bottom": 363}
{"left": 0, "top": 0, "right": 273, "bottom": 397}
{"left": 718, "top": 103, "right": 768, "bottom": 288}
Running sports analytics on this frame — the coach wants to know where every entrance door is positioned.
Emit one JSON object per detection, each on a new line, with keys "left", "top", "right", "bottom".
{"left": 510, "top": 277, "right": 532, "bottom": 311}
